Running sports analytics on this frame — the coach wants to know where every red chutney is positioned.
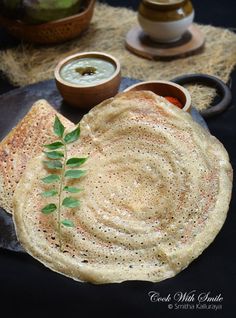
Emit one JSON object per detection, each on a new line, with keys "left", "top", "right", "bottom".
{"left": 164, "top": 96, "right": 183, "bottom": 109}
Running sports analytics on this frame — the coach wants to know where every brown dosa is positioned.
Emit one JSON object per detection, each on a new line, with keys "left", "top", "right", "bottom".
{"left": 0, "top": 99, "right": 74, "bottom": 214}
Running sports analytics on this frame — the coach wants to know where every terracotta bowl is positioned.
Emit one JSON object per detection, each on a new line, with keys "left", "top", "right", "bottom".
{"left": 0, "top": 0, "right": 95, "bottom": 44}
{"left": 124, "top": 80, "right": 191, "bottom": 112}
{"left": 54, "top": 51, "right": 121, "bottom": 109}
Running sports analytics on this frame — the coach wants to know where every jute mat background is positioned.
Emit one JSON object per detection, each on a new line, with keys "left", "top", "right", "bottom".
{"left": 0, "top": 2, "right": 236, "bottom": 110}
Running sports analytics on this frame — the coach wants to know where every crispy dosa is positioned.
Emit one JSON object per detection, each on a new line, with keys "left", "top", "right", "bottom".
{"left": 13, "top": 91, "right": 233, "bottom": 283}
{"left": 0, "top": 99, "right": 74, "bottom": 214}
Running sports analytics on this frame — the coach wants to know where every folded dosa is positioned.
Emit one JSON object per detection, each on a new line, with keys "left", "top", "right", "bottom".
{"left": 13, "top": 91, "right": 233, "bottom": 283}
{"left": 0, "top": 100, "right": 74, "bottom": 214}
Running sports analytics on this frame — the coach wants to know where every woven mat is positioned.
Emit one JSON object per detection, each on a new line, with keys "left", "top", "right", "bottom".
{"left": 0, "top": 2, "right": 236, "bottom": 110}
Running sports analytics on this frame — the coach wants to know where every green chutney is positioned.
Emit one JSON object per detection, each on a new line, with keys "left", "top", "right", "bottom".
{"left": 60, "top": 57, "right": 116, "bottom": 86}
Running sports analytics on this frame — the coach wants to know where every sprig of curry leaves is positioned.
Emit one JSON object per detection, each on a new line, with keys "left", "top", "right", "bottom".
{"left": 41, "top": 116, "right": 87, "bottom": 250}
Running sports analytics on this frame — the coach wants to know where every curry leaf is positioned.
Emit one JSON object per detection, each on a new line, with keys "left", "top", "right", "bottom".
{"left": 61, "top": 219, "right": 75, "bottom": 227}
{"left": 64, "top": 126, "right": 80, "bottom": 144}
{"left": 65, "top": 170, "right": 86, "bottom": 179}
{"left": 62, "top": 197, "right": 80, "bottom": 208}
{"left": 44, "top": 151, "right": 64, "bottom": 159}
{"left": 53, "top": 116, "right": 65, "bottom": 138}
{"left": 63, "top": 186, "right": 83, "bottom": 193}
{"left": 44, "top": 141, "right": 64, "bottom": 150}
{"left": 66, "top": 157, "right": 87, "bottom": 168}
{"left": 41, "top": 174, "right": 60, "bottom": 184}
{"left": 41, "top": 189, "right": 58, "bottom": 197}
{"left": 41, "top": 203, "right": 57, "bottom": 214}
{"left": 41, "top": 115, "right": 88, "bottom": 251}
{"left": 43, "top": 160, "right": 62, "bottom": 170}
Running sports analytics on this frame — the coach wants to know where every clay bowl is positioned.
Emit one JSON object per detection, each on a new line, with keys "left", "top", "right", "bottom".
{"left": 0, "top": 0, "right": 96, "bottom": 44}
{"left": 124, "top": 80, "right": 191, "bottom": 112}
{"left": 54, "top": 51, "right": 121, "bottom": 109}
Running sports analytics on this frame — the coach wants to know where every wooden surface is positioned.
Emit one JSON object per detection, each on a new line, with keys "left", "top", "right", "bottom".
{"left": 125, "top": 24, "right": 205, "bottom": 60}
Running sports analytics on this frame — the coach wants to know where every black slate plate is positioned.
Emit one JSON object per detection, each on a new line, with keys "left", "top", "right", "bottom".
{"left": 0, "top": 77, "right": 207, "bottom": 253}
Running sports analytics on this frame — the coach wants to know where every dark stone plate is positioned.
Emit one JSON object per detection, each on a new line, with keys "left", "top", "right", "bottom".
{"left": 0, "top": 77, "right": 207, "bottom": 253}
